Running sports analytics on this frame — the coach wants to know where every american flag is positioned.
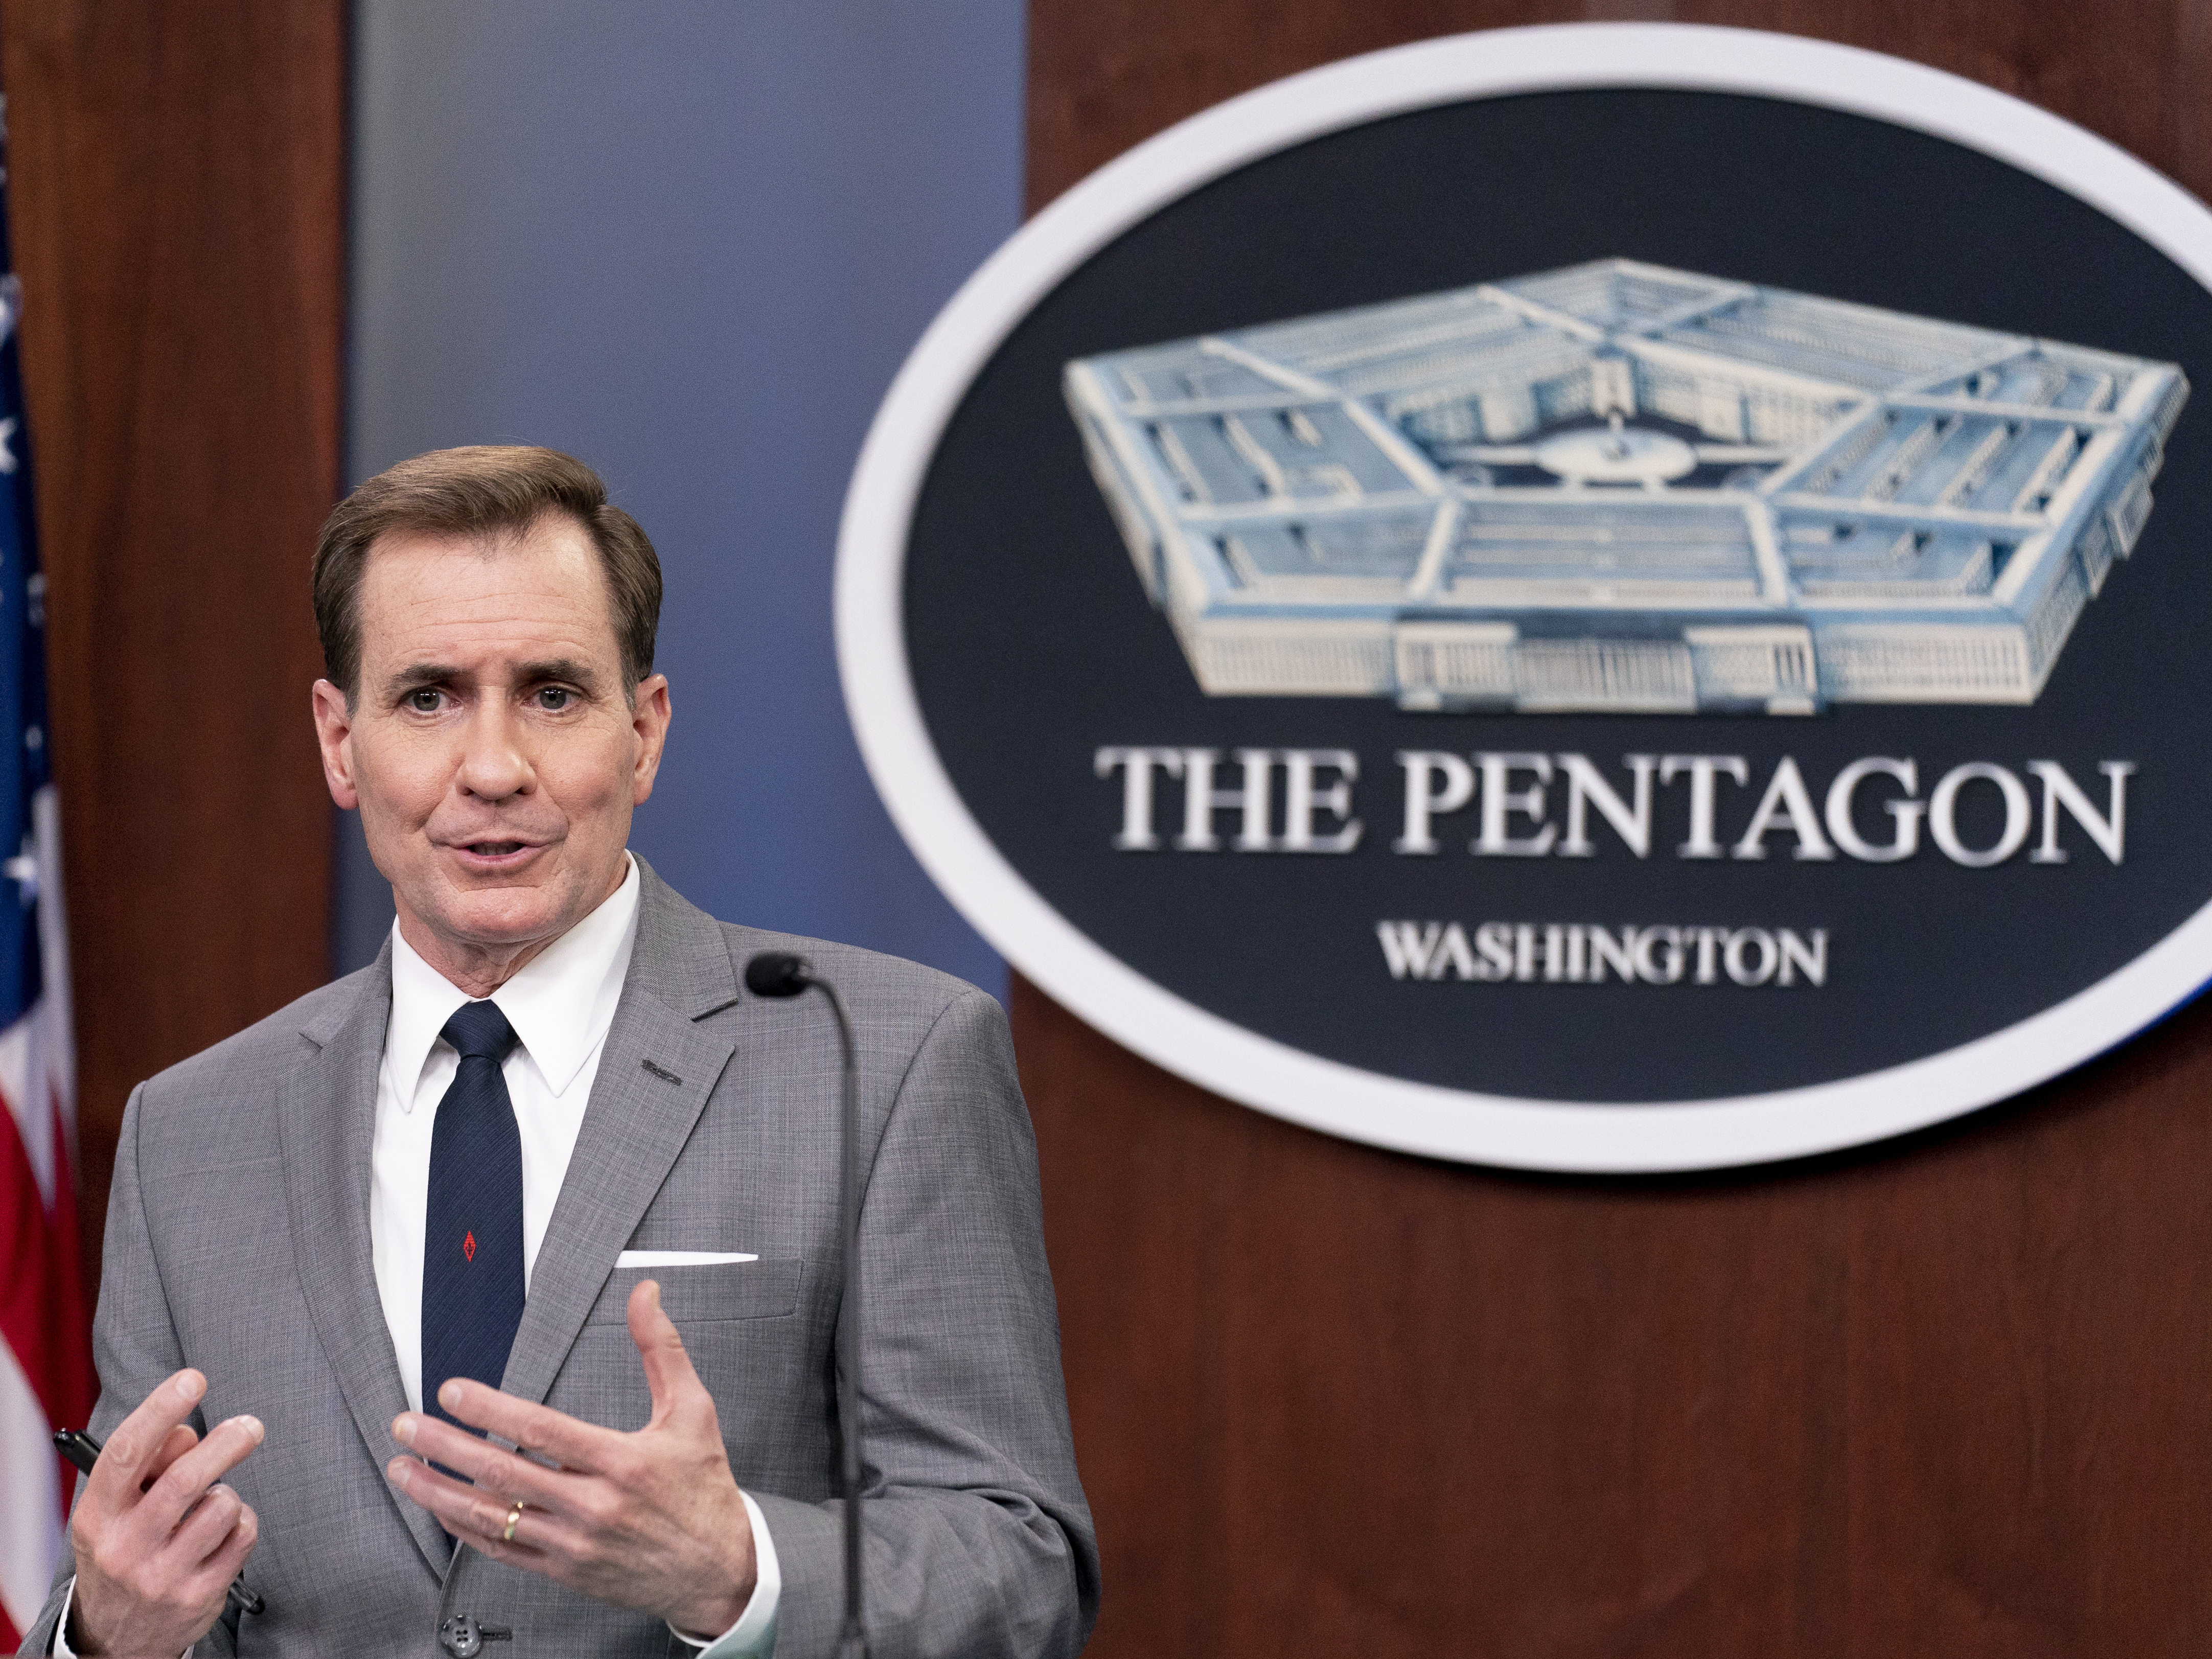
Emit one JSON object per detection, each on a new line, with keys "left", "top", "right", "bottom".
{"left": 0, "top": 98, "right": 90, "bottom": 1648}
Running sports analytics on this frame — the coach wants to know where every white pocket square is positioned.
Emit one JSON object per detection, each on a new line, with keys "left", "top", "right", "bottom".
{"left": 614, "top": 1250, "right": 759, "bottom": 1267}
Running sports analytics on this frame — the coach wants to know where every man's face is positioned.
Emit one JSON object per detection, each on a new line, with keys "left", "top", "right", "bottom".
{"left": 311, "top": 515, "right": 671, "bottom": 985}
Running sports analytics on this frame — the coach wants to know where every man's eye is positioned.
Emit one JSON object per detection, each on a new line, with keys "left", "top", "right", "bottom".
{"left": 406, "top": 688, "right": 443, "bottom": 712}
{"left": 536, "top": 687, "right": 572, "bottom": 711}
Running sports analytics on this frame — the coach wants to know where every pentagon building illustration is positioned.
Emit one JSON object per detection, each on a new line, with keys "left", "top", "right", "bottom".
{"left": 1063, "top": 260, "right": 2187, "bottom": 713}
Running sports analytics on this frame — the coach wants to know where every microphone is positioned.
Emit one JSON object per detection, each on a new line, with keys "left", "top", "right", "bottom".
{"left": 742, "top": 952, "right": 810, "bottom": 1000}
{"left": 744, "top": 952, "right": 866, "bottom": 1659}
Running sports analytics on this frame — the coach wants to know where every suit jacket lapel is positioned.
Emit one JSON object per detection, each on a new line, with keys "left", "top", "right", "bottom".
{"left": 499, "top": 861, "right": 740, "bottom": 1409}
{"left": 278, "top": 943, "right": 451, "bottom": 1577}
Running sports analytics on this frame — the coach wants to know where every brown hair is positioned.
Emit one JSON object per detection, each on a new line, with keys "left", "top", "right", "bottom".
{"left": 312, "top": 445, "right": 662, "bottom": 702}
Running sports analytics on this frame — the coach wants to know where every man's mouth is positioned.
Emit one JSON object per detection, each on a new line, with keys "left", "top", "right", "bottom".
{"left": 454, "top": 840, "right": 538, "bottom": 859}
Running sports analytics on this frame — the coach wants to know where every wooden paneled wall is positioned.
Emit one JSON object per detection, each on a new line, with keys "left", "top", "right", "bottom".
{"left": 1022, "top": 3, "right": 2212, "bottom": 1653}
{"left": 1028, "top": 1, "right": 2212, "bottom": 214}
{"left": 0, "top": 4, "right": 345, "bottom": 1299}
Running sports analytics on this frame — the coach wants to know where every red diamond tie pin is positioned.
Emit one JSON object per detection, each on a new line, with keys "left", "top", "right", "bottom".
{"left": 463, "top": 1230, "right": 477, "bottom": 1263}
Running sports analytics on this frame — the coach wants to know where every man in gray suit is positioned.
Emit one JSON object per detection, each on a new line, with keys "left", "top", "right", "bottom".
{"left": 19, "top": 447, "right": 1098, "bottom": 1657}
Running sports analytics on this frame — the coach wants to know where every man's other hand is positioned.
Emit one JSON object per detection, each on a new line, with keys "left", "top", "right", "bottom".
{"left": 386, "top": 1279, "right": 758, "bottom": 1640}
{"left": 66, "top": 1368, "right": 264, "bottom": 1657}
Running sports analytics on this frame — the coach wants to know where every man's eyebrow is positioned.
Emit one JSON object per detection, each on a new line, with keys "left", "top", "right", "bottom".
{"left": 516, "top": 658, "right": 600, "bottom": 690}
{"left": 384, "top": 663, "right": 462, "bottom": 699}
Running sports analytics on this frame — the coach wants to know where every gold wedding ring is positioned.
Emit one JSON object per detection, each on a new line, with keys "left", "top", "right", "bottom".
{"left": 502, "top": 1501, "right": 524, "bottom": 1543}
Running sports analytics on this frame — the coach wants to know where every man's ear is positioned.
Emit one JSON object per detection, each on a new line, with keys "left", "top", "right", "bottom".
{"left": 311, "top": 678, "right": 360, "bottom": 810}
{"left": 631, "top": 674, "right": 672, "bottom": 806}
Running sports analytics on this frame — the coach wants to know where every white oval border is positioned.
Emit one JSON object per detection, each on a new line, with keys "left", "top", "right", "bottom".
{"left": 837, "top": 22, "right": 2212, "bottom": 1173}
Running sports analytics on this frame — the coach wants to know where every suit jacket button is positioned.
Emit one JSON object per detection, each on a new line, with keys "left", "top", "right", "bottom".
{"left": 439, "top": 1614, "right": 483, "bottom": 1657}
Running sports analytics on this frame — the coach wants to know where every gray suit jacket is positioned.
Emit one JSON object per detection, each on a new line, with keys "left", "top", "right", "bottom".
{"left": 20, "top": 860, "right": 1098, "bottom": 1657}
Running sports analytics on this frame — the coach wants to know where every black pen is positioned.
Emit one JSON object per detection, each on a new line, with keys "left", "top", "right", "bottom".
{"left": 53, "top": 1427, "right": 266, "bottom": 1618}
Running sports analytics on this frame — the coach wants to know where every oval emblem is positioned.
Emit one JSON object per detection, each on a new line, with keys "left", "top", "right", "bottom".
{"left": 838, "top": 25, "right": 2212, "bottom": 1171}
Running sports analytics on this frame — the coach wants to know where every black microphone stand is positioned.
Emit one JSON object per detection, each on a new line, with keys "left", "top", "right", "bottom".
{"left": 745, "top": 953, "right": 866, "bottom": 1659}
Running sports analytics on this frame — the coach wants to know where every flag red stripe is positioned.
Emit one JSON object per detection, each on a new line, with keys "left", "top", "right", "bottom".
{"left": 40, "top": 1096, "right": 91, "bottom": 1436}
{"left": 0, "top": 1084, "right": 93, "bottom": 1447}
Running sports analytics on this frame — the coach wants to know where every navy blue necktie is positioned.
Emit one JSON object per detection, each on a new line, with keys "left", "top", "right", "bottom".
{"left": 421, "top": 1000, "right": 525, "bottom": 1435}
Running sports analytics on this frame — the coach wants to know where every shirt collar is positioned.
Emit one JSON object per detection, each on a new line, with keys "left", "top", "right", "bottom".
{"left": 384, "top": 855, "right": 643, "bottom": 1109}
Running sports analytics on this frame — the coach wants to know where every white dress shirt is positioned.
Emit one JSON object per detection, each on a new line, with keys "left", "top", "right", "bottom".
{"left": 368, "top": 858, "right": 641, "bottom": 1415}
{"left": 55, "top": 855, "right": 779, "bottom": 1657}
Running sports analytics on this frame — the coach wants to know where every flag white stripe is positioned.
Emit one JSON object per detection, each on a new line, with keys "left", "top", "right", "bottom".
{"left": 0, "top": 1007, "right": 44, "bottom": 1206}
{"left": 31, "top": 784, "right": 73, "bottom": 1150}
{"left": 0, "top": 1328, "right": 63, "bottom": 1637}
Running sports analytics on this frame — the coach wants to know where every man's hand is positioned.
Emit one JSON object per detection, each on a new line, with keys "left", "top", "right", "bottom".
{"left": 66, "top": 1368, "right": 264, "bottom": 1657}
{"left": 387, "top": 1280, "right": 757, "bottom": 1640}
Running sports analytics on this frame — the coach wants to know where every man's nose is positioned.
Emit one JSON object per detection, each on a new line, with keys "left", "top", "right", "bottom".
{"left": 455, "top": 703, "right": 533, "bottom": 800}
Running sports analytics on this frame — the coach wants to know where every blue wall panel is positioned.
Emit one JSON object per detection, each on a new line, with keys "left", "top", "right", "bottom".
{"left": 339, "top": 1, "right": 1021, "bottom": 992}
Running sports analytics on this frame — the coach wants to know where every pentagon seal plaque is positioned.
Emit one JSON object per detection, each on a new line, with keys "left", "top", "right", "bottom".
{"left": 839, "top": 25, "right": 2212, "bottom": 1171}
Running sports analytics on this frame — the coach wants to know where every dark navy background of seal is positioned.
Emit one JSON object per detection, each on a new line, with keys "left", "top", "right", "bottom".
{"left": 901, "top": 88, "right": 2212, "bottom": 1103}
